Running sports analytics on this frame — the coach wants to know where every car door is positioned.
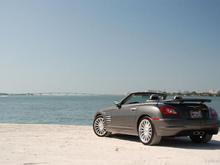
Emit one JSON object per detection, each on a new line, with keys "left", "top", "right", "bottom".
{"left": 110, "top": 94, "right": 148, "bottom": 131}
{"left": 110, "top": 104, "right": 137, "bottom": 130}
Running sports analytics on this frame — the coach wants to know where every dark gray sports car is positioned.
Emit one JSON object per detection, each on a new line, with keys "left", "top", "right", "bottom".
{"left": 93, "top": 92, "right": 219, "bottom": 145}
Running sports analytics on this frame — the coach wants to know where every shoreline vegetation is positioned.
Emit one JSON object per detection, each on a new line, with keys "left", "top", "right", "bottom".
{"left": 0, "top": 90, "right": 220, "bottom": 97}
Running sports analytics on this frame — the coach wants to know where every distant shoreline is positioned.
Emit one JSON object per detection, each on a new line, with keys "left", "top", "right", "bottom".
{"left": 0, "top": 93, "right": 123, "bottom": 97}
{"left": 0, "top": 92, "right": 219, "bottom": 97}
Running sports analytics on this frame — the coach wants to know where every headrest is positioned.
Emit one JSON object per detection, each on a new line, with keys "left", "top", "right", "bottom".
{"left": 149, "top": 94, "right": 160, "bottom": 100}
{"left": 174, "top": 95, "right": 183, "bottom": 100}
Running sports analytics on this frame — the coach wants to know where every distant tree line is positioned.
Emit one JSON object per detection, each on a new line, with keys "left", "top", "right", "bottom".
{"left": 165, "top": 91, "right": 220, "bottom": 97}
{"left": 0, "top": 93, "right": 8, "bottom": 96}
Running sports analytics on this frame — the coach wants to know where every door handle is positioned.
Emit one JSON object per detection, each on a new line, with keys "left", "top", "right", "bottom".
{"left": 130, "top": 107, "right": 137, "bottom": 111}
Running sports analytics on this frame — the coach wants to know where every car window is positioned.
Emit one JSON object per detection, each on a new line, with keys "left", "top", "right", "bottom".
{"left": 124, "top": 94, "right": 150, "bottom": 105}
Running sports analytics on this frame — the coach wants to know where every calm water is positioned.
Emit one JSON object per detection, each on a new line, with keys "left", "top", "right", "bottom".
{"left": 0, "top": 95, "right": 219, "bottom": 125}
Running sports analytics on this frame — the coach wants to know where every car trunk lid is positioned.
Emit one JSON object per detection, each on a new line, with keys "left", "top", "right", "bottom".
{"left": 162, "top": 98, "right": 211, "bottom": 120}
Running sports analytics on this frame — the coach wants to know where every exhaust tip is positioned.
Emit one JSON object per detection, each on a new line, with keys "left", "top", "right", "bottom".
{"left": 193, "top": 131, "right": 205, "bottom": 136}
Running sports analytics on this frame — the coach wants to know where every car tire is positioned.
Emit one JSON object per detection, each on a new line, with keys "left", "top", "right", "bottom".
{"left": 93, "top": 115, "right": 111, "bottom": 137}
{"left": 189, "top": 133, "right": 213, "bottom": 143}
{"left": 138, "top": 117, "right": 161, "bottom": 145}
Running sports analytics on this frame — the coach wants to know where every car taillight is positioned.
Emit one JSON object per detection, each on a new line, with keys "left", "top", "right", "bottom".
{"left": 210, "top": 108, "right": 218, "bottom": 118}
{"left": 159, "top": 105, "right": 178, "bottom": 117}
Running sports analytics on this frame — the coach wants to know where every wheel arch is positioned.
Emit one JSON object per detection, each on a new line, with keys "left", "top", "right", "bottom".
{"left": 94, "top": 112, "right": 103, "bottom": 118}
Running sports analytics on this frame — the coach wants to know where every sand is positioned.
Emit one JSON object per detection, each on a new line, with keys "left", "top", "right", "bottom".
{"left": 0, "top": 124, "right": 219, "bottom": 165}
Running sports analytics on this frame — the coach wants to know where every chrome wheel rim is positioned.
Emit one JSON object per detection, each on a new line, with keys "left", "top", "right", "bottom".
{"left": 94, "top": 117, "right": 106, "bottom": 136}
{"left": 139, "top": 119, "right": 153, "bottom": 143}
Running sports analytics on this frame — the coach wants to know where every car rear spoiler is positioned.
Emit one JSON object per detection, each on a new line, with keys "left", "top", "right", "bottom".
{"left": 164, "top": 98, "right": 211, "bottom": 103}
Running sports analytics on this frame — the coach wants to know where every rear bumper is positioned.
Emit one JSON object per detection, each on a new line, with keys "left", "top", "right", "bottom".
{"left": 152, "top": 119, "right": 220, "bottom": 136}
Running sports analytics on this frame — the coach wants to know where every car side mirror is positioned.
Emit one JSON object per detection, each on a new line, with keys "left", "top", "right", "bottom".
{"left": 114, "top": 101, "right": 121, "bottom": 109}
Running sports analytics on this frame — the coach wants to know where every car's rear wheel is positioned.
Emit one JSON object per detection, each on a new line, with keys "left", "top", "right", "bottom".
{"left": 138, "top": 117, "right": 161, "bottom": 145}
{"left": 189, "top": 133, "right": 213, "bottom": 143}
{"left": 93, "top": 115, "right": 111, "bottom": 137}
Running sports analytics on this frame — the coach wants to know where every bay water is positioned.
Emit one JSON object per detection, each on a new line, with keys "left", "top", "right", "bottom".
{"left": 0, "top": 95, "right": 219, "bottom": 125}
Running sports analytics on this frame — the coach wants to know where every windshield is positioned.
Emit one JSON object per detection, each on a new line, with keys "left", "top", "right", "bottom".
{"left": 122, "top": 93, "right": 166, "bottom": 105}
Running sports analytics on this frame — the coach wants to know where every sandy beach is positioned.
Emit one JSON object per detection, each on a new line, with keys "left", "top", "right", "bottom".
{"left": 0, "top": 124, "right": 219, "bottom": 165}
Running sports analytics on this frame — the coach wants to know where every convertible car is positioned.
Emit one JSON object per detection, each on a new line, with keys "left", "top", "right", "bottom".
{"left": 93, "top": 92, "right": 219, "bottom": 145}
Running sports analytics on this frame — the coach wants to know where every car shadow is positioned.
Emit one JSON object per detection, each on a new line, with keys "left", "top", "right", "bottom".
{"left": 109, "top": 134, "right": 220, "bottom": 150}
{"left": 109, "top": 134, "right": 139, "bottom": 143}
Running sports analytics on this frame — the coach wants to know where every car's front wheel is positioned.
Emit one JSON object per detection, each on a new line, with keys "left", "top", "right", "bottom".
{"left": 138, "top": 117, "right": 161, "bottom": 145}
{"left": 189, "top": 133, "right": 213, "bottom": 143}
{"left": 93, "top": 115, "right": 111, "bottom": 137}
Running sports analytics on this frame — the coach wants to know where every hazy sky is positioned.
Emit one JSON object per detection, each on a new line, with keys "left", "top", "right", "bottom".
{"left": 0, "top": 0, "right": 219, "bottom": 94}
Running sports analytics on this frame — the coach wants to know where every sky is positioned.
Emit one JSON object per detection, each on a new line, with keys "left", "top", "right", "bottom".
{"left": 0, "top": 0, "right": 219, "bottom": 94}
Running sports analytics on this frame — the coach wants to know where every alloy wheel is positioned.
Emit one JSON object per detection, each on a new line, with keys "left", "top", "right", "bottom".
{"left": 139, "top": 119, "right": 153, "bottom": 144}
{"left": 93, "top": 116, "right": 107, "bottom": 136}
